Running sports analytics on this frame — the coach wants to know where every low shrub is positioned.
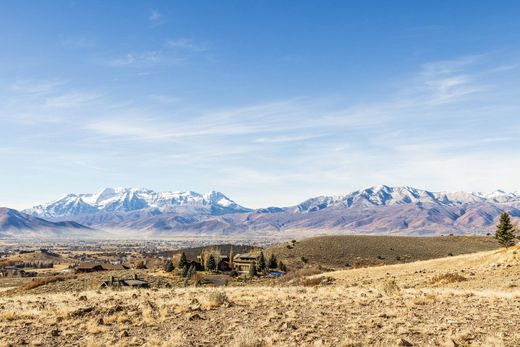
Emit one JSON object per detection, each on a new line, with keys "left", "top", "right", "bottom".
{"left": 24, "top": 275, "right": 69, "bottom": 290}
{"left": 429, "top": 273, "right": 467, "bottom": 285}
{"left": 205, "top": 291, "right": 230, "bottom": 308}
{"left": 382, "top": 280, "right": 401, "bottom": 296}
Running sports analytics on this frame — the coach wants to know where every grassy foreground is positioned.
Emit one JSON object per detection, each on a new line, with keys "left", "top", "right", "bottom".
{"left": 1, "top": 243, "right": 520, "bottom": 346}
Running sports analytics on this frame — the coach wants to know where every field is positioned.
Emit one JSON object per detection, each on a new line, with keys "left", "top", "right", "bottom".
{"left": 1, "top": 238, "right": 519, "bottom": 346}
{"left": 270, "top": 235, "right": 499, "bottom": 270}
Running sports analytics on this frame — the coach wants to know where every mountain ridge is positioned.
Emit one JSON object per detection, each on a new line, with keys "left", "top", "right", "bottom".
{"left": 0, "top": 207, "right": 91, "bottom": 238}
{"left": 17, "top": 185, "right": 520, "bottom": 236}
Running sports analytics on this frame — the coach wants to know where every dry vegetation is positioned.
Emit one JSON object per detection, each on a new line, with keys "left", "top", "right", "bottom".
{"left": 269, "top": 235, "right": 499, "bottom": 270}
{"left": 1, "top": 243, "right": 519, "bottom": 346}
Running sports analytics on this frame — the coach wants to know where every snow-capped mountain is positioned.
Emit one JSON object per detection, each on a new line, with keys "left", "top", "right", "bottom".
{"left": 19, "top": 185, "right": 520, "bottom": 237}
{"left": 294, "top": 185, "right": 520, "bottom": 212}
{"left": 26, "top": 188, "right": 251, "bottom": 220}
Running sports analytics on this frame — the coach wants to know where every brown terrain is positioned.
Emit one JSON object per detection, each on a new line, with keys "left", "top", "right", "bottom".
{"left": 270, "top": 235, "right": 499, "bottom": 270}
{"left": 0, "top": 236, "right": 518, "bottom": 346}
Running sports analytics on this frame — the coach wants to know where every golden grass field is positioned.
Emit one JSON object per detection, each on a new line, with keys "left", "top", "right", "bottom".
{"left": 1, "top": 244, "right": 519, "bottom": 346}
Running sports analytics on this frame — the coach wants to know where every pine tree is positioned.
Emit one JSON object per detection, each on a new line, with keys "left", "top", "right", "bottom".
{"left": 257, "top": 252, "right": 266, "bottom": 273}
{"left": 187, "top": 265, "right": 196, "bottom": 279}
{"left": 181, "top": 264, "right": 189, "bottom": 278}
{"left": 268, "top": 254, "right": 277, "bottom": 269}
{"left": 164, "top": 260, "right": 174, "bottom": 273}
{"left": 178, "top": 252, "right": 188, "bottom": 268}
{"left": 229, "top": 247, "right": 234, "bottom": 269}
{"left": 278, "top": 261, "right": 287, "bottom": 272}
{"left": 496, "top": 212, "right": 516, "bottom": 247}
{"left": 249, "top": 261, "right": 257, "bottom": 277}
{"left": 208, "top": 255, "right": 216, "bottom": 271}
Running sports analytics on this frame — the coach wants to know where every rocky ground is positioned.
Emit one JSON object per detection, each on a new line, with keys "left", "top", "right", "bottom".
{"left": 1, "top": 246, "right": 519, "bottom": 346}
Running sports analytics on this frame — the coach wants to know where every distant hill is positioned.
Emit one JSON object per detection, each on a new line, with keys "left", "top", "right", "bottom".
{"left": 0, "top": 207, "right": 91, "bottom": 238}
{"left": 268, "top": 235, "right": 500, "bottom": 270}
{"left": 18, "top": 185, "right": 520, "bottom": 236}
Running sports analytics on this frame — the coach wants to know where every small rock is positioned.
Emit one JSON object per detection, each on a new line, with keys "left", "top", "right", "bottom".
{"left": 78, "top": 295, "right": 87, "bottom": 301}
{"left": 120, "top": 330, "right": 129, "bottom": 338}
{"left": 187, "top": 313, "right": 205, "bottom": 321}
{"left": 398, "top": 338, "right": 413, "bottom": 346}
{"left": 50, "top": 328, "right": 60, "bottom": 337}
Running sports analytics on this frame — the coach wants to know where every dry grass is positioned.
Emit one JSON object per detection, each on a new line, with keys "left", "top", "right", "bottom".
{"left": 382, "top": 279, "right": 401, "bottom": 296}
{"left": 430, "top": 272, "right": 467, "bottom": 285}
{"left": 269, "top": 235, "right": 499, "bottom": 270}
{"left": 277, "top": 266, "right": 327, "bottom": 286}
{"left": 1, "top": 245, "right": 520, "bottom": 346}
{"left": 231, "top": 329, "right": 267, "bottom": 347}
{"left": 24, "top": 275, "right": 69, "bottom": 289}
{"left": 205, "top": 290, "right": 230, "bottom": 308}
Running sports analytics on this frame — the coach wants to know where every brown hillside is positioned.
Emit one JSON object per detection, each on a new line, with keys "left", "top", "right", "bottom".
{"left": 269, "top": 235, "right": 499, "bottom": 270}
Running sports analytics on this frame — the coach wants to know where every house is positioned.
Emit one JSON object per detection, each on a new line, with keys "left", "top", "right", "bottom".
{"left": 99, "top": 274, "right": 149, "bottom": 289}
{"left": 76, "top": 262, "right": 105, "bottom": 273}
{"left": 76, "top": 262, "right": 129, "bottom": 273}
{"left": 233, "top": 253, "right": 260, "bottom": 273}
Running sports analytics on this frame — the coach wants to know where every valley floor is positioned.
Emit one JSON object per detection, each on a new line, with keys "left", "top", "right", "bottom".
{"left": 1, "top": 246, "right": 520, "bottom": 346}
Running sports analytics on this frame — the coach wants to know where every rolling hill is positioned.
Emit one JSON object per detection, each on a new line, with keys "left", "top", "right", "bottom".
{"left": 0, "top": 207, "right": 91, "bottom": 238}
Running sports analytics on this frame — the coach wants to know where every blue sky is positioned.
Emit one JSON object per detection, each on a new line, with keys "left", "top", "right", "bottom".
{"left": 1, "top": 1, "right": 520, "bottom": 209}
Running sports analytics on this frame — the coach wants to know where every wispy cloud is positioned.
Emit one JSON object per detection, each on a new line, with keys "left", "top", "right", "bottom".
{"left": 9, "top": 79, "right": 67, "bottom": 95}
{"left": 149, "top": 94, "right": 181, "bottom": 104}
{"left": 45, "top": 91, "right": 104, "bottom": 108}
{"left": 106, "top": 51, "right": 184, "bottom": 68}
{"left": 164, "top": 38, "right": 209, "bottom": 52}
{"left": 61, "top": 35, "right": 96, "bottom": 49}
{"left": 149, "top": 9, "right": 165, "bottom": 27}
{"left": 3, "top": 52, "right": 520, "bottom": 207}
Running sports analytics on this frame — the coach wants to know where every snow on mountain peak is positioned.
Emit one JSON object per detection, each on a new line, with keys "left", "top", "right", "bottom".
{"left": 295, "top": 185, "right": 520, "bottom": 213}
{"left": 25, "top": 188, "right": 251, "bottom": 219}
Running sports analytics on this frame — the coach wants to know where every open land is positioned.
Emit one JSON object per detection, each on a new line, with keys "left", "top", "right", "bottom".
{"left": 0, "top": 235, "right": 517, "bottom": 346}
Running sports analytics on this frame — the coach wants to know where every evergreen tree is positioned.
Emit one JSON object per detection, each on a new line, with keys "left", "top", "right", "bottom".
{"left": 178, "top": 252, "right": 188, "bottom": 268}
{"left": 229, "top": 247, "right": 234, "bottom": 269}
{"left": 248, "top": 261, "right": 257, "bottom": 277}
{"left": 181, "top": 264, "right": 189, "bottom": 278}
{"left": 187, "top": 265, "right": 196, "bottom": 279}
{"left": 496, "top": 212, "right": 516, "bottom": 247}
{"left": 257, "top": 252, "right": 266, "bottom": 273}
{"left": 278, "top": 261, "right": 287, "bottom": 272}
{"left": 164, "top": 260, "right": 174, "bottom": 273}
{"left": 268, "top": 254, "right": 277, "bottom": 269}
{"left": 208, "top": 254, "right": 216, "bottom": 271}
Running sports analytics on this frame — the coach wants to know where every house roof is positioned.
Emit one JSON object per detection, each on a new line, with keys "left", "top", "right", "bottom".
{"left": 76, "top": 262, "right": 127, "bottom": 270}
{"left": 76, "top": 262, "right": 104, "bottom": 270}
{"left": 234, "top": 253, "right": 260, "bottom": 262}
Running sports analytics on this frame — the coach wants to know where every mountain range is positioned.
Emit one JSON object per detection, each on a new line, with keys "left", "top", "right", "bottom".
{"left": 0, "top": 207, "right": 91, "bottom": 238}
{"left": 4, "top": 185, "right": 516, "bottom": 238}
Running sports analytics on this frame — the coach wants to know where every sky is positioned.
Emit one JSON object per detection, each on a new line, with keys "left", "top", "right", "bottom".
{"left": 1, "top": 0, "right": 520, "bottom": 209}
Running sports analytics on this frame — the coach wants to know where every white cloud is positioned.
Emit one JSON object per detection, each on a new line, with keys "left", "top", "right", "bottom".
{"left": 45, "top": 91, "right": 104, "bottom": 108}
{"left": 164, "top": 38, "right": 209, "bottom": 51}
{"left": 106, "top": 51, "right": 184, "bottom": 68}
{"left": 149, "top": 9, "right": 165, "bottom": 27}
{"left": 9, "top": 79, "right": 67, "bottom": 95}
{"left": 61, "top": 36, "right": 96, "bottom": 49}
